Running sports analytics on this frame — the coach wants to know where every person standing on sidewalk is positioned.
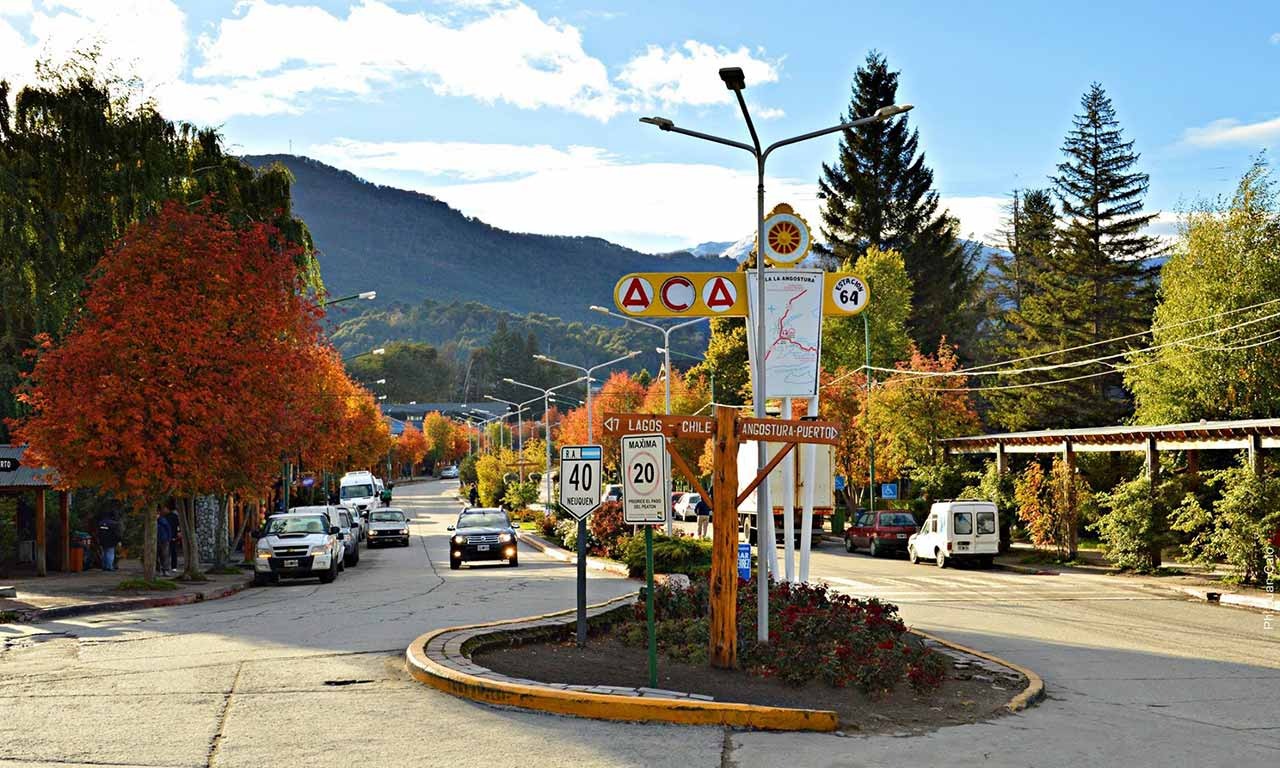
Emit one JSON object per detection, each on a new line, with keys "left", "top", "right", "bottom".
{"left": 96, "top": 510, "right": 122, "bottom": 571}
{"left": 156, "top": 508, "right": 173, "bottom": 577}
{"left": 695, "top": 494, "right": 712, "bottom": 540}
{"left": 164, "top": 505, "right": 181, "bottom": 572}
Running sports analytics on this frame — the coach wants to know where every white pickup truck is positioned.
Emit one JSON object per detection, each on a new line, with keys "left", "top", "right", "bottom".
{"left": 253, "top": 508, "right": 345, "bottom": 586}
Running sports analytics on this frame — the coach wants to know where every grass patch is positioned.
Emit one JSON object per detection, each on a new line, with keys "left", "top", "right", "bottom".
{"left": 117, "top": 578, "right": 179, "bottom": 591}
{"left": 0, "top": 611, "right": 19, "bottom": 623}
{"left": 208, "top": 566, "right": 245, "bottom": 575}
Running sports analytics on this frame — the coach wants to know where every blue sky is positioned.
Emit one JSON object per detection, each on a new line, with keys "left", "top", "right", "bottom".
{"left": 2, "top": 0, "right": 1277, "bottom": 252}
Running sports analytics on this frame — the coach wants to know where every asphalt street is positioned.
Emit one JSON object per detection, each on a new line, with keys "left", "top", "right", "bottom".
{"left": 1, "top": 479, "right": 1276, "bottom": 768}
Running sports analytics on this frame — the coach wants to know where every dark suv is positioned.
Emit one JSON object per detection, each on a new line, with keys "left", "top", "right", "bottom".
{"left": 448, "top": 508, "right": 519, "bottom": 569}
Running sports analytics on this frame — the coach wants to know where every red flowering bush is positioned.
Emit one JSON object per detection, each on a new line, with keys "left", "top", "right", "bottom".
{"left": 588, "top": 501, "right": 628, "bottom": 558}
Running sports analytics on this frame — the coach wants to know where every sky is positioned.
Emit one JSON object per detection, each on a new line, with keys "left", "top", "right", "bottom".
{"left": 1, "top": 0, "right": 1277, "bottom": 253}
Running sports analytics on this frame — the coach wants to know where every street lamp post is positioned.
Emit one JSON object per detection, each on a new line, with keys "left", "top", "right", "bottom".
{"left": 533, "top": 351, "right": 640, "bottom": 442}
{"left": 658, "top": 346, "right": 713, "bottom": 403}
{"left": 590, "top": 307, "right": 708, "bottom": 534}
{"left": 321, "top": 290, "right": 377, "bottom": 307}
{"left": 342, "top": 347, "right": 385, "bottom": 364}
{"left": 640, "top": 68, "right": 911, "bottom": 641}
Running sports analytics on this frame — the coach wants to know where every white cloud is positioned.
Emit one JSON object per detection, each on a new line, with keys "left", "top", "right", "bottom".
{"left": 1270, "top": 31, "right": 1280, "bottom": 45}
{"left": 750, "top": 103, "right": 785, "bottom": 120}
{"left": 0, "top": 0, "right": 32, "bottom": 15}
{"left": 938, "top": 195, "right": 1007, "bottom": 244}
{"left": 1182, "top": 115, "right": 1280, "bottom": 147}
{"left": 310, "top": 138, "right": 613, "bottom": 180}
{"left": 618, "top": 40, "right": 780, "bottom": 110}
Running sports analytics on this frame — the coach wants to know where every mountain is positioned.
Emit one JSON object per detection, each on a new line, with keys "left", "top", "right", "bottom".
{"left": 242, "top": 155, "right": 723, "bottom": 324}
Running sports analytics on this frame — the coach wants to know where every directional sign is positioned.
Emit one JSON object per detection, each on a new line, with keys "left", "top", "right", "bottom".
{"left": 824, "top": 273, "right": 870, "bottom": 316}
{"left": 602, "top": 412, "right": 715, "bottom": 440}
{"left": 613, "top": 272, "right": 747, "bottom": 318}
{"left": 0, "top": 457, "right": 18, "bottom": 472}
{"left": 737, "top": 418, "right": 841, "bottom": 446}
{"left": 559, "top": 445, "right": 603, "bottom": 520}
{"left": 621, "top": 434, "right": 668, "bottom": 524}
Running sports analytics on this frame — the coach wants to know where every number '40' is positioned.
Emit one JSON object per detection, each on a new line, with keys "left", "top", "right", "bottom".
{"left": 569, "top": 462, "right": 592, "bottom": 490}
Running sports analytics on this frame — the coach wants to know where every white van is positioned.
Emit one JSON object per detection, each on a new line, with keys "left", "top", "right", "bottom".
{"left": 339, "top": 471, "right": 381, "bottom": 521}
{"left": 908, "top": 501, "right": 999, "bottom": 568}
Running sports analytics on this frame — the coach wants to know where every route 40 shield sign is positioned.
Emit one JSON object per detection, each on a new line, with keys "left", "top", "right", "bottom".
{"left": 559, "top": 445, "right": 603, "bottom": 520}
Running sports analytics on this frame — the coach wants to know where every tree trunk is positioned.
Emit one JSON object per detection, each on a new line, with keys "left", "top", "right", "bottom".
{"left": 214, "top": 495, "right": 230, "bottom": 569}
{"left": 177, "top": 496, "right": 204, "bottom": 580}
{"left": 141, "top": 501, "right": 156, "bottom": 582}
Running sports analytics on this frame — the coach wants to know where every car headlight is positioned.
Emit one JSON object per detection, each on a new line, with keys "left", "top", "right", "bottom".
{"left": 255, "top": 546, "right": 271, "bottom": 559}
{"left": 498, "top": 533, "right": 513, "bottom": 543}
{"left": 308, "top": 544, "right": 329, "bottom": 556}
{"left": 453, "top": 535, "right": 466, "bottom": 545}
{"left": 399, "top": 529, "right": 409, "bottom": 535}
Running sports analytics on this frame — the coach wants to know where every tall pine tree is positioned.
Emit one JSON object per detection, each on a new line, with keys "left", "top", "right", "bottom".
{"left": 817, "top": 51, "right": 978, "bottom": 357}
{"left": 987, "top": 84, "right": 1161, "bottom": 429}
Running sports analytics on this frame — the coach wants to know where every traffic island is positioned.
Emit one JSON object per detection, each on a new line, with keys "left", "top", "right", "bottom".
{"left": 405, "top": 592, "right": 1044, "bottom": 733}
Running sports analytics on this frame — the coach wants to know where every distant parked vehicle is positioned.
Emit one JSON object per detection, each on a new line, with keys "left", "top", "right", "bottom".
{"left": 339, "top": 471, "right": 381, "bottom": 519}
{"left": 673, "top": 493, "right": 702, "bottom": 521}
{"left": 603, "top": 484, "right": 623, "bottom": 503}
{"left": 367, "top": 508, "right": 410, "bottom": 547}
{"left": 844, "top": 510, "right": 918, "bottom": 557}
{"left": 334, "top": 508, "right": 360, "bottom": 567}
{"left": 440, "top": 465, "right": 460, "bottom": 480}
{"left": 908, "top": 501, "right": 999, "bottom": 568}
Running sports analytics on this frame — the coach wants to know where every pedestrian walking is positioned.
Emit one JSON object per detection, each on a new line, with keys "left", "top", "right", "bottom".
{"left": 96, "top": 509, "right": 122, "bottom": 571}
{"left": 164, "top": 505, "right": 181, "bottom": 572}
{"left": 695, "top": 494, "right": 712, "bottom": 540}
{"left": 468, "top": 484, "right": 479, "bottom": 506}
{"left": 156, "top": 508, "right": 173, "bottom": 577}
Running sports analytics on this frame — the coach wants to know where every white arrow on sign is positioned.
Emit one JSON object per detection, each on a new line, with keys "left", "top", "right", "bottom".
{"left": 559, "top": 445, "right": 603, "bottom": 520}
{"left": 602, "top": 416, "right": 620, "bottom": 434}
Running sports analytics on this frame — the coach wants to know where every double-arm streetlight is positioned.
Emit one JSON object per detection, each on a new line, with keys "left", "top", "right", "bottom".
{"left": 639, "top": 66, "right": 912, "bottom": 640}
{"left": 503, "top": 376, "right": 589, "bottom": 511}
{"left": 322, "top": 290, "right": 377, "bottom": 307}
{"left": 534, "top": 350, "right": 640, "bottom": 442}
{"left": 657, "top": 346, "right": 712, "bottom": 402}
{"left": 342, "top": 347, "right": 385, "bottom": 364}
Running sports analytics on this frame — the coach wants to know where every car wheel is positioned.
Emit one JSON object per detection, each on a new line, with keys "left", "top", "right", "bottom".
{"left": 870, "top": 539, "right": 881, "bottom": 558}
{"left": 449, "top": 559, "right": 460, "bottom": 570}
{"left": 844, "top": 535, "right": 855, "bottom": 553}
{"left": 338, "top": 556, "right": 346, "bottom": 572}
{"left": 979, "top": 554, "right": 994, "bottom": 569}
{"left": 253, "top": 572, "right": 272, "bottom": 587}
{"left": 908, "top": 545, "right": 919, "bottom": 565}
{"left": 935, "top": 549, "right": 947, "bottom": 568}
{"left": 350, "top": 547, "right": 359, "bottom": 567}
{"left": 508, "top": 555, "right": 519, "bottom": 567}
{"left": 319, "top": 562, "right": 337, "bottom": 583}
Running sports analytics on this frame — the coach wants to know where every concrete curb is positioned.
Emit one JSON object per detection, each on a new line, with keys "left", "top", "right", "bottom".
{"left": 11, "top": 575, "right": 254, "bottom": 624}
{"left": 519, "top": 531, "right": 632, "bottom": 577}
{"left": 404, "top": 595, "right": 840, "bottom": 732}
{"left": 913, "top": 629, "right": 1045, "bottom": 713}
{"left": 1173, "top": 585, "right": 1276, "bottom": 612}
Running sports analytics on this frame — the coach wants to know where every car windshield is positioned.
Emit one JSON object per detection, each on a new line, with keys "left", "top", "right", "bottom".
{"left": 341, "top": 484, "right": 374, "bottom": 499}
{"left": 457, "top": 512, "right": 509, "bottom": 529}
{"left": 265, "top": 516, "right": 328, "bottom": 535}
{"left": 878, "top": 513, "right": 917, "bottom": 527}
{"left": 686, "top": 495, "right": 701, "bottom": 504}
{"left": 371, "top": 511, "right": 405, "bottom": 523}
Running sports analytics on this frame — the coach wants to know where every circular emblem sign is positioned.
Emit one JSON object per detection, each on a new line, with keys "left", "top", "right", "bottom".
{"left": 760, "top": 203, "right": 812, "bottom": 267}
{"left": 659, "top": 276, "right": 695, "bottom": 312}
{"left": 828, "top": 275, "right": 869, "bottom": 315}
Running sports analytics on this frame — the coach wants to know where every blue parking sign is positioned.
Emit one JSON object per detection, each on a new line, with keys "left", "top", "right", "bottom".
{"left": 881, "top": 482, "right": 898, "bottom": 500}
{"left": 738, "top": 543, "right": 752, "bottom": 581}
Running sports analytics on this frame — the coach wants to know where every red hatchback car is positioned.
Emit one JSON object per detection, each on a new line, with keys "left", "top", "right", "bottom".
{"left": 844, "top": 510, "right": 920, "bottom": 557}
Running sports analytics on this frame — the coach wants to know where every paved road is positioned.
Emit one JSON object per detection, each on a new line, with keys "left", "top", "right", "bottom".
{"left": 2, "top": 480, "right": 1276, "bottom": 767}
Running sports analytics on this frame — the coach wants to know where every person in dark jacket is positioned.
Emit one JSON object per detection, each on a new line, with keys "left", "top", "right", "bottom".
{"left": 468, "top": 484, "right": 480, "bottom": 506}
{"left": 96, "top": 510, "right": 122, "bottom": 571}
{"left": 156, "top": 508, "right": 173, "bottom": 576}
{"left": 164, "top": 506, "right": 181, "bottom": 572}
{"left": 695, "top": 494, "right": 712, "bottom": 539}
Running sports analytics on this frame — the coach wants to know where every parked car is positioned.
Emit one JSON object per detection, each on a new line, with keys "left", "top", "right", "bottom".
{"left": 334, "top": 508, "right": 360, "bottom": 567}
{"left": 673, "top": 492, "right": 702, "bottom": 521}
{"left": 670, "top": 491, "right": 684, "bottom": 517}
{"left": 448, "top": 507, "right": 519, "bottom": 569}
{"left": 440, "top": 465, "right": 460, "bottom": 479}
{"left": 908, "top": 501, "right": 999, "bottom": 568}
{"left": 367, "top": 508, "right": 410, "bottom": 547}
{"left": 339, "top": 470, "right": 381, "bottom": 520}
{"left": 604, "top": 484, "right": 623, "bottom": 503}
{"left": 844, "top": 510, "right": 919, "bottom": 557}
{"left": 253, "top": 508, "right": 345, "bottom": 585}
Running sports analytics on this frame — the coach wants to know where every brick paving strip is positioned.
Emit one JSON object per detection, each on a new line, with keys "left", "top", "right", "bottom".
{"left": 405, "top": 592, "right": 1045, "bottom": 731}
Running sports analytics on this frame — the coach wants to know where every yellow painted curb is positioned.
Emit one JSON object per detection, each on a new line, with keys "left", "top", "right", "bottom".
{"left": 405, "top": 596, "right": 838, "bottom": 732}
{"left": 912, "top": 629, "right": 1045, "bottom": 712}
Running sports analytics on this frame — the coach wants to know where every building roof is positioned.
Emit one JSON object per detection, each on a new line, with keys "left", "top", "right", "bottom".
{"left": 0, "top": 444, "right": 59, "bottom": 489}
{"left": 942, "top": 418, "right": 1280, "bottom": 454}
{"left": 380, "top": 402, "right": 506, "bottom": 421}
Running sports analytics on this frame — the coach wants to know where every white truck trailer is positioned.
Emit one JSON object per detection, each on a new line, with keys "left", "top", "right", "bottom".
{"left": 736, "top": 441, "right": 834, "bottom": 545}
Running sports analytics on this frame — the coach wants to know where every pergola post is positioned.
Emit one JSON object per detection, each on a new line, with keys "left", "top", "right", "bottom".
{"left": 1063, "top": 441, "right": 1077, "bottom": 559}
{"left": 995, "top": 441, "right": 1008, "bottom": 475}
{"left": 1145, "top": 436, "right": 1159, "bottom": 482}
{"left": 34, "top": 490, "right": 46, "bottom": 576}
{"left": 1186, "top": 449, "right": 1200, "bottom": 490}
{"left": 59, "top": 491, "right": 70, "bottom": 572}
{"left": 1248, "top": 434, "right": 1263, "bottom": 477}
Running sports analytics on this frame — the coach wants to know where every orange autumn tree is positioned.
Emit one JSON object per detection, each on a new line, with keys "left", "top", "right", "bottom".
{"left": 819, "top": 367, "right": 872, "bottom": 509}
{"left": 396, "top": 422, "right": 430, "bottom": 478}
{"left": 556, "top": 371, "right": 644, "bottom": 474}
{"left": 13, "top": 201, "right": 323, "bottom": 582}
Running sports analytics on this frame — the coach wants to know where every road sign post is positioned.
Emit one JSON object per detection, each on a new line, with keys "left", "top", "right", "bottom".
{"left": 621, "top": 433, "right": 667, "bottom": 687}
{"left": 559, "top": 445, "right": 603, "bottom": 647}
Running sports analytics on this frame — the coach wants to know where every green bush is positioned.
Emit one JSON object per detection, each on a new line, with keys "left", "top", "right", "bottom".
{"left": 502, "top": 481, "right": 539, "bottom": 512}
{"left": 1171, "top": 459, "right": 1280, "bottom": 584}
{"left": 1094, "top": 473, "right": 1181, "bottom": 572}
{"left": 458, "top": 454, "right": 478, "bottom": 486}
{"left": 619, "top": 533, "right": 712, "bottom": 576}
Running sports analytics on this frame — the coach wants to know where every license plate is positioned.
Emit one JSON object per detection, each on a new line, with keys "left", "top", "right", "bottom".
{"left": 896, "top": 533, "right": 907, "bottom": 539}
{"left": 957, "top": 542, "right": 970, "bottom": 550}
{"left": 283, "top": 559, "right": 298, "bottom": 568}
{"left": 477, "top": 544, "right": 490, "bottom": 552}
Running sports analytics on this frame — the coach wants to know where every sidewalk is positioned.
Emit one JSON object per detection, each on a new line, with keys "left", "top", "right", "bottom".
{"left": 0, "top": 558, "right": 253, "bottom": 623}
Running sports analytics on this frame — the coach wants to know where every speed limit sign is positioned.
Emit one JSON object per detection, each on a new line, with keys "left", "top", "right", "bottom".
{"left": 621, "top": 434, "right": 668, "bottom": 524}
{"left": 559, "top": 445, "right": 602, "bottom": 520}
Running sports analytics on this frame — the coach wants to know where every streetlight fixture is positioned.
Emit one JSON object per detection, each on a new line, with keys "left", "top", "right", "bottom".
{"left": 534, "top": 350, "right": 639, "bottom": 442}
{"left": 640, "top": 67, "right": 912, "bottom": 641}
{"left": 590, "top": 306, "right": 707, "bottom": 533}
{"left": 322, "top": 290, "right": 377, "bottom": 307}
{"left": 342, "top": 347, "right": 385, "bottom": 364}
{"left": 503, "top": 375, "right": 588, "bottom": 512}
{"left": 658, "top": 346, "right": 713, "bottom": 402}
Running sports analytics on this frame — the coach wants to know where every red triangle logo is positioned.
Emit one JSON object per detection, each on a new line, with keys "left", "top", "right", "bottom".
{"left": 621, "top": 278, "right": 651, "bottom": 310}
{"left": 705, "top": 277, "right": 736, "bottom": 310}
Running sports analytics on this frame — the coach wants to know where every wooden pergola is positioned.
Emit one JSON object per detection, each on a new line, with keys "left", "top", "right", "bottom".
{"left": 941, "top": 418, "right": 1279, "bottom": 480}
{"left": 0, "top": 444, "right": 70, "bottom": 576}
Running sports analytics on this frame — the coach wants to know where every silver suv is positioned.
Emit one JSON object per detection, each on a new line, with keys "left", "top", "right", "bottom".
{"left": 254, "top": 508, "right": 345, "bottom": 585}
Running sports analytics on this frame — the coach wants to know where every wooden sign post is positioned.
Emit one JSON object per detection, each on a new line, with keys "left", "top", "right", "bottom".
{"left": 604, "top": 406, "right": 839, "bottom": 669}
